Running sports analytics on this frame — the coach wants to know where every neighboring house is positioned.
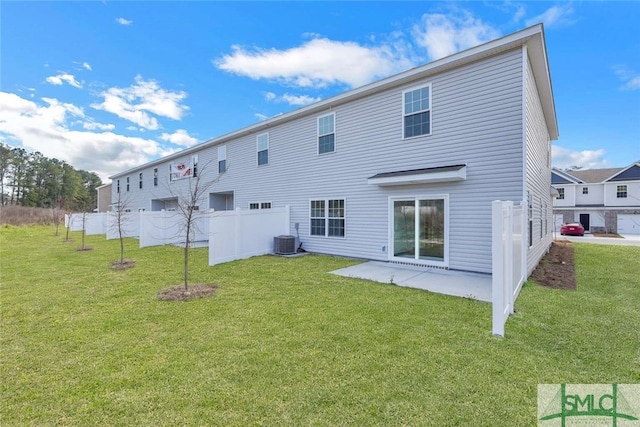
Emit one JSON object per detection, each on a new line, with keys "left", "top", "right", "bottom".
{"left": 109, "top": 24, "right": 558, "bottom": 276}
{"left": 552, "top": 161, "right": 640, "bottom": 234}
{"left": 96, "top": 183, "right": 112, "bottom": 213}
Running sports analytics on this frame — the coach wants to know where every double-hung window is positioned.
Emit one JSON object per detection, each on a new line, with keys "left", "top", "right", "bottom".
{"left": 318, "top": 113, "right": 335, "bottom": 154}
{"left": 582, "top": 187, "right": 588, "bottom": 195}
{"left": 557, "top": 188, "right": 565, "bottom": 200}
{"left": 126, "top": 177, "right": 130, "bottom": 192}
{"left": 139, "top": 172, "right": 143, "bottom": 189}
{"left": 310, "top": 198, "right": 345, "bottom": 237}
{"left": 257, "top": 133, "right": 269, "bottom": 165}
{"left": 249, "top": 202, "right": 272, "bottom": 210}
{"left": 617, "top": 185, "right": 627, "bottom": 198}
{"left": 403, "top": 84, "right": 431, "bottom": 138}
{"left": 153, "top": 168, "right": 158, "bottom": 186}
{"left": 116, "top": 179, "right": 120, "bottom": 193}
{"left": 218, "top": 145, "right": 227, "bottom": 173}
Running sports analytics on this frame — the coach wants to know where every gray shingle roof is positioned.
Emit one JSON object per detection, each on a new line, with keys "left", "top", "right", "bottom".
{"left": 566, "top": 168, "right": 623, "bottom": 183}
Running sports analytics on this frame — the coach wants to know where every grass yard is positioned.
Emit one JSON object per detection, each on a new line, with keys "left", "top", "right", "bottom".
{"left": 1, "top": 226, "right": 639, "bottom": 426}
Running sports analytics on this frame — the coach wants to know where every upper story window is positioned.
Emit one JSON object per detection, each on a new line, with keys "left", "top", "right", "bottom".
{"left": 403, "top": 84, "right": 431, "bottom": 138}
{"left": 557, "top": 188, "right": 565, "bottom": 200}
{"left": 116, "top": 179, "right": 120, "bottom": 194}
{"left": 582, "top": 187, "right": 588, "bottom": 194}
{"left": 153, "top": 168, "right": 158, "bottom": 186}
{"left": 139, "top": 172, "right": 143, "bottom": 189}
{"left": 257, "top": 133, "right": 269, "bottom": 166}
{"left": 310, "top": 198, "right": 345, "bottom": 237}
{"left": 126, "top": 177, "right": 130, "bottom": 192}
{"left": 617, "top": 185, "right": 627, "bottom": 198}
{"left": 218, "top": 145, "right": 227, "bottom": 173}
{"left": 318, "top": 113, "right": 335, "bottom": 154}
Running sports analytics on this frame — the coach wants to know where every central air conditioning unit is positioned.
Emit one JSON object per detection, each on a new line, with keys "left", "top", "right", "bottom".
{"left": 274, "top": 235, "right": 296, "bottom": 255}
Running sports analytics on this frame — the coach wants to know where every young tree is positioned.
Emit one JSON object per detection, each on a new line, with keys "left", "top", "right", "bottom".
{"left": 109, "top": 191, "right": 134, "bottom": 267}
{"left": 169, "top": 162, "right": 220, "bottom": 290}
{"left": 64, "top": 211, "right": 75, "bottom": 242}
{"left": 75, "top": 190, "right": 93, "bottom": 251}
{"left": 51, "top": 203, "right": 65, "bottom": 236}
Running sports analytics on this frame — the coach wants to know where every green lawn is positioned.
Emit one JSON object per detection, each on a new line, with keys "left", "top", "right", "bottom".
{"left": 1, "top": 226, "right": 639, "bottom": 426}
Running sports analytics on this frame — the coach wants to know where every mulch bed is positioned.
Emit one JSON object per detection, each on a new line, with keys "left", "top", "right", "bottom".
{"left": 110, "top": 260, "right": 136, "bottom": 270}
{"left": 592, "top": 233, "right": 622, "bottom": 238}
{"left": 157, "top": 284, "right": 218, "bottom": 301}
{"left": 529, "top": 240, "right": 576, "bottom": 290}
{"left": 76, "top": 246, "right": 93, "bottom": 252}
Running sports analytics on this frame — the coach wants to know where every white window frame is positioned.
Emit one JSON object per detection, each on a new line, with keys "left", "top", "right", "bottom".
{"left": 139, "top": 172, "right": 143, "bottom": 189}
{"left": 126, "top": 176, "right": 130, "bottom": 192}
{"left": 153, "top": 168, "right": 158, "bottom": 186}
{"left": 616, "top": 185, "right": 627, "bottom": 198}
{"left": 402, "top": 83, "right": 432, "bottom": 139}
{"left": 218, "top": 145, "right": 227, "bottom": 173}
{"left": 582, "top": 186, "right": 588, "bottom": 195}
{"left": 257, "top": 133, "right": 269, "bottom": 166}
{"left": 309, "top": 198, "right": 346, "bottom": 238}
{"left": 387, "top": 194, "right": 449, "bottom": 268}
{"left": 317, "top": 113, "right": 336, "bottom": 155}
{"left": 557, "top": 188, "right": 565, "bottom": 200}
{"left": 248, "top": 201, "right": 272, "bottom": 210}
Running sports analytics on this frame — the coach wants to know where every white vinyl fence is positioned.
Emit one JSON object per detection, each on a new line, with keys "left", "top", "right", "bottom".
{"left": 139, "top": 210, "right": 211, "bottom": 248}
{"left": 209, "top": 206, "right": 290, "bottom": 266}
{"left": 65, "top": 213, "right": 107, "bottom": 235}
{"left": 106, "top": 211, "right": 141, "bottom": 240}
{"left": 492, "top": 200, "right": 527, "bottom": 337}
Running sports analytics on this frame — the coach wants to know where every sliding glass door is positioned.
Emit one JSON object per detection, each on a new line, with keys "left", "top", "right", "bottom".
{"left": 392, "top": 197, "right": 446, "bottom": 265}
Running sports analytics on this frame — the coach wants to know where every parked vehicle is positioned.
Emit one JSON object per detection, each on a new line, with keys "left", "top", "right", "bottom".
{"left": 560, "top": 223, "right": 585, "bottom": 236}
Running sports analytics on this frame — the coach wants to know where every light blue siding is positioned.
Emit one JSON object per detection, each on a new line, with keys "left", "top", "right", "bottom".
{"left": 524, "top": 47, "right": 554, "bottom": 274}
{"left": 112, "top": 48, "right": 533, "bottom": 274}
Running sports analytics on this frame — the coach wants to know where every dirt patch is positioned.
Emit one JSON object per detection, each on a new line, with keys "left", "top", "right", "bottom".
{"left": 76, "top": 246, "right": 93, "bottom": 252}
{"left": 592, "top": 233, "right": 622, "bottom": 238}
{"left": 157, "top": 284, "right": 218, "bottom": 301}
{"left": 110, "top": 260, "right": 136, "bottom": 270}
{"left": 529, "top": 240, "right": 576, "bottom": 290}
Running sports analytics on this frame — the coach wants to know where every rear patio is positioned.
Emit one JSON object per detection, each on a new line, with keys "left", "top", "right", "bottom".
{"left": 331, "top": 261, "right": 492, "bottom": 302}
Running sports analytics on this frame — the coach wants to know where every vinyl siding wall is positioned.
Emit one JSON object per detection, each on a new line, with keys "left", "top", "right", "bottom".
{"left": 112, "top": 48, "right": 527, "bottom": 274}
{"left": 524, "top": 47, "right": 553, "bottom": 275}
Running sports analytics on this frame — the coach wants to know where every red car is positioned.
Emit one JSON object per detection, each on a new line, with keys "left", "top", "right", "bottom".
{"left": 560, "top": 223, "right": 585, "bottom": 236}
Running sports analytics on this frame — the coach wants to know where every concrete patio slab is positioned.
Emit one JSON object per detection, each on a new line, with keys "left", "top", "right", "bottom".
{"left": 331, "top": 261, "right": 492, "bottom": 302}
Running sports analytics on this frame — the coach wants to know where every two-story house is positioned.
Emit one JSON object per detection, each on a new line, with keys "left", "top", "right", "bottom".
{"left": 552, "top": 161, "right": 640, "bottom": 234}
{"left": 109, "top": 24, "right": 558, "bottom": 276}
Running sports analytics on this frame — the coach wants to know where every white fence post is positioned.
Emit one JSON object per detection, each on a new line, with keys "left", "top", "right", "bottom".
{"left": 492, "top": 201, "right": 506, "bottom": 336}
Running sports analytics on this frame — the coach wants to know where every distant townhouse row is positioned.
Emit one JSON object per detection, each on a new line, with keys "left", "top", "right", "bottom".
{"left": 106, "top": 25, "right": 558, "bottom": 276}
{"left": 552, "top": 161, "right": 640, "bottom": 234}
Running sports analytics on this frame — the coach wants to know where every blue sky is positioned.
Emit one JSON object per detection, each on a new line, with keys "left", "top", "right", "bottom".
{"left": 1, "top": 1, "right": 639, "bottom": 181}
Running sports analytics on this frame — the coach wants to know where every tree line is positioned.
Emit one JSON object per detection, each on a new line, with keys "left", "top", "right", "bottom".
{"left": 0, "top": 143, "right": 103, "bottom": 211}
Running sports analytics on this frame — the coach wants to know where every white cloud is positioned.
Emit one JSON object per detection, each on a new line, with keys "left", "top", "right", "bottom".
{"left": 552, "top": 145, "right": 611, "bottom": 170}
{"left": 116, "top": 17, "right": 132, "bottom": 26}
{"left": 412, "top": 11, "right": 501, "bottom": 60}
{"left": 0, "top": 91, "right": 169, "bottom": 181}
{"left": 45, "top": 73, "right": 83, "bottom": 88}
{"left": 613, "top": 65, "right": 640, "bottom": 91}
{"left": 215, "top": 37, "right": 414, "bottom": 89}
{"left": 264, "top": 91, "right": 321, "bottom": 106}
{"left": 160, "top": 129, "right": 198, "bottom": 147}
{"left": 82, "top": 120, "right": 115, "bottom": 131}
{"left": 91, "top": 75, "right": 189, "bottom": 130}
{"left": 82, "top": 62, "right": 92, "bottom": 71}
{"left": 525, "top": 4, "right": 575, "bottom": 28}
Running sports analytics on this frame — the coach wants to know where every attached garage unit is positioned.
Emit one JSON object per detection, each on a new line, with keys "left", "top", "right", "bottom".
{"left": 618, "top": 214, "right": 640, "bottom": 235}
